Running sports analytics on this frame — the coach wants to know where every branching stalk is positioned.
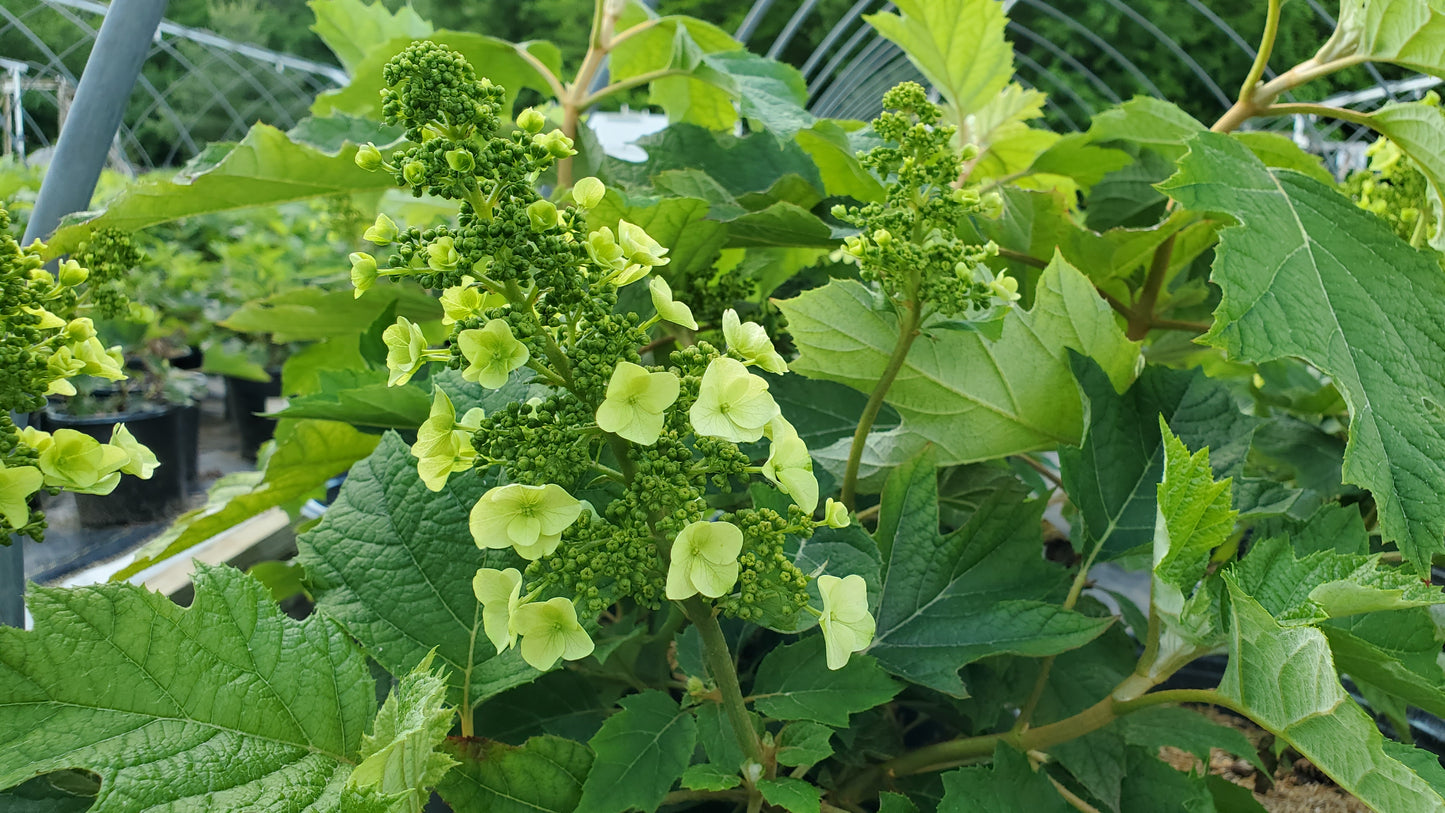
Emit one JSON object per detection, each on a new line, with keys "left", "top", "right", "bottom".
{"left": 840, "top": 304, "right": 922, "bottom": 510}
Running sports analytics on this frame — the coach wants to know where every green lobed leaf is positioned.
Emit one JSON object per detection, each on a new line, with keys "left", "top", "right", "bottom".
{"left": 1219, "top": 578, "right": 1445, "bottom": 811}
{"left": 312, "top": 32, "right": 561, "bottom": 119}
{"left": 1153, "top": 420, "right": 1236, "bottom": 593}
{"left": 1316, "top": 0, "right": 1445, "bottom": 77}
{"left": 757, "top": 777, "right": 823, "bottom": 813}
{"left": 117, "top": 419, "right": 380, "bottom": 580}
{"left": 347, "top": 655, "right": 458, "bottom": 812}
{"left": 43, "top": 121, "right": 399, "bottom": 257}
{"left": 0, "top": 565, "right": 384, "bottom": 812}
{"left": 1116, "top": 747, "right": 1216, "bottom": 812}
{"left": 1230, "top": 536, "right": 1442, "bottom": 624}
{"left": 1161, "top": 130, "right": 1445, "bottom": 569}
{"left": 1085, "top": 97, "right": 1204, "bottom": 160}
{"left": 308, "top": 0, "right": 433, "bottom": 74}
{"left": 222, "top": 285, "right": 442, "bottom": 343}
{"left": 609, "top": 8, "right": 741, "bottom": 132}
{"left": 868, "top": 449, "right": 1113, "bottom": 696}
{"left": 878, "top": 791, "right": 919, "bottom": 813}
{"left": 574, "top": 691, "right": 696, "bottom": 813}
{"left": 1060, "top": 356, "right": 1260, "bottom": 559}
{"left": 775, "top": 721, "right": 835, "bottom": 768}
{"left": 700, "top": 50, "right": 816, "bottom": 142}
{"left": 796, "top": 120, "right": 885, "bottom": 202}
{"left": 680, "top": 764, "right": 740, "bottom": 791}
{"left": 297, "top": 432, "right": 536, "bottom": 712}
{"left": 474, "top": 670, "right": 619, "bottom": 745}
{"left": 436, "top": 736, "right": 592, "bottom": 813}
{"left": 865, "top": 0, "right": 1013, "bottom": 120}
{"left": 938, "top": 744, "right": 1070, "bottom": 812}
{"left": 607, "top": 124, "right": 824, "bottom": 200}
{"left": 780, "top": 255, "right": 1139, "bottom": 479}
{"left": 751, "top": 639, "right": 901, "bottom": 727}
{"left": 1324, "top": 609, "right": 1445, "bottom": 720}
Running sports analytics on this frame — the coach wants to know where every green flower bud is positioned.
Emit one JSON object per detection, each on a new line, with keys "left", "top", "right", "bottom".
{"left": 355, "top": 143, "right": 384, "bottom": 171}
{"left": 382, "top": 315, "right": 429, "bottom": 387}
{"left": 517, "top": 107, "right": 546, "bottom": 134}
{"left": 427, "top": 235, "right": 460, "bottom": 272}
{"left": 403, "top": 160, "right": 427, "bottom": 186}
{"left": 445, "top": 148, "right": 475, "bottom": 173}
{"left": 363, "top": 214, "right": 399, "bottom": 246}
{"left": 58, "top": 259, "right": 88, "bottom": 287}
{"left": 572, "top": 177, "right": 606, "bottom": 209}
{"left": 535, "top": 130, "right": 576, "bottom": 159}
{"left": 349, "top": 252, "right": 379, "bottom": 298}
{"left": 872, "top": 228, "right": 892, "bottom": 246}
{"left": 526, "top": 199, "right": 560, "bottom": 232}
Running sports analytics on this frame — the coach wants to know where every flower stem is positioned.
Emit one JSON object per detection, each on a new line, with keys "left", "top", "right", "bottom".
{"left": 681, "top": 597, "right": 767, "bottom": 769}
{"left": 840, "top": 304, "right": 922, "bottom": 511}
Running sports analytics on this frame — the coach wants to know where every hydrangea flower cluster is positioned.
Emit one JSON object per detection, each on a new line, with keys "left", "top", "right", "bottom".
{"left": 0, "top": 208, "right": 156, "bottom": 541}
{"left": 352, "top": 42, "right": 874, "bottom": 673}
{"left": 833, "top": 82, "right": 1017, "bottom": 317}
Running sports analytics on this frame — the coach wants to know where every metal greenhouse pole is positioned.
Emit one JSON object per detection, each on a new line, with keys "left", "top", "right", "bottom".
{"left": 2, "top": 0, "right": 169, "bottom": 628}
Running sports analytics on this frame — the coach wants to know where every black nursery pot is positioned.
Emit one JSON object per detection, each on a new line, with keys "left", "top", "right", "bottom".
{"left": 224, "top": 372, "right": 282, "bottom": 462}
{"left": 45, "top": 403, "right": 196, "bottom": 528}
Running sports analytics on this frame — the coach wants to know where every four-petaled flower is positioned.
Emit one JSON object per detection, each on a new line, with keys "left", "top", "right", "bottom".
{"left": 427, "top": 235, "right": 460, "bottom": 272}
{"left": 823, "top": 498, "right": 850, "bottom": 529}
{"left": 689, "top": 357, "right": 780, "bottom": 443}
{"left": 761, "top": 418, "right": 818, "bottom": 514}
{"left": 596, "top": 362, "right": 679, "bottom": 445}
{"left": 472, "top": 567, "right": 524, "bottom": 653}
{"left": 383, "top": 316, "right": 428, "bottom": 386}
{"left": 666, "top": 520, "right": 744, "bottom": 600}
{"left": 512, "top": 597, "right": 594, "bottom": 670}
{"left": 573, "top": 177, "right": 606, "bottom": 209}
{"left": 411, "top": 388, "right": 481, "bottom": 491}
{"left": 649, "top": 276, "right": 697, "bottom": 330}
{"left": 585, "top": 227, "right": 626, "bottom": 273}
{"left": 110, "top": 423, "right": 158, "bottom": 479}
{"left": 470, "top": 483, "right": 583, "bottom": 559}
{"left": 35, "top": 428, "right": 129, "bottom": 495}
{"left": 0, "top": 464, "right": 42, "bottom": 529}
{"left": 722, "top": 309, "right": 787, "bottom": 374}
{"left": 817, "top": 574, "right": 875, "bottom": 670}
{"left": 439, "top": 278, "right": 503, "bottom": 325}
{"left": 458, "top": 319, "right": 530, "bottom": 389}
{"left": 618, "top": 220, "right": 669, "bottom": 269}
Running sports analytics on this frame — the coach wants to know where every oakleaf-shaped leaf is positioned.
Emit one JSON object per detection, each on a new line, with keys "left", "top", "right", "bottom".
{"left": 309, "top": 0, "right": 433, "bottom": 73}
{"left": 348, "top": 654, "right": 458, "bottom": 812}
{"left": 1325, "top": 609, "right": 1445, "bottom": 720}
{"left": 1230, "top": 536, "right": 1441, "bottom": 624}
{"left": 297, "top": 432, "right": 536, "bottom": 717}
{"left": 757, "top": 777, "right": 823, "bottom": 813}
{"left": 1160, "top": 131, "right": 1445, "bottom": 568}
{"left": 1220, "top": 578, "right": 1445, "bottom": 811}
{"left": 1153, "top": 420, "right": 1236, "bottom": 593}
{"left": 865, "top": 0, "right": 1012, "bottom": 119}
{"left": 574, "top": 691, "right": 696, "bottom": 813}
{"left": 751, "top": 640, "right": 901, "bottom": 727}
{"left": 779, "top": 255, "right": 1139, "bottom": 476}
{"left": 43, "top": 121, "right": 398, "bottom": 257}
{"left": 1316, "top": 0, "right": 1445, "bottom": 77}
{"left": 939, "top": 745, "right": 1070, "bottom": 812}
{"left": 868, "top": 449, "right": 1113, "bottom": 696}
{"left": 436, "top": 735, "right": 592, "bottom": 813}
{"left": 0, "top": 565, "right": 385, "bottom": 812}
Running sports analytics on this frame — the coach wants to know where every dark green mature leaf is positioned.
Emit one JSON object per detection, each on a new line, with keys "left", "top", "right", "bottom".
{"left": 752, "top": 640, "right": 900, "bottom": 726}
{"left": 608, "top": 124, "right": 824, "bottom": 199}
{"left": 474, "top": 671, "right": 618, "bottom": 745}
{"left": 118, "top": 419, "right": 380, "bottom": 579}
{"left": 878, "top": 791, "right": 919, "bottom": 813}
{"left": 223, "top": 286, "right": 442, "bottom": 343}
{"left": 0, "top": 565, "right": 384, "bottom": 812}
{"left": 1325, "top": 609, "right": 1445, "bottom": 720}
{"left": 1116, "top": 747, "right": 1215, "bottom": 812}
{"left": 1025, "top": 133, "right": 1132, "bottom": 192}
{"left": 1231, "top": 536, "right": 1442, "bottom": 624}
{"left": 796, "top": 120, "right": 885, "bottom": 202}
{"left": 309, "top": 0, "right": 433, "bottom": 73}
{"left": 1083, "top": 148, "right": 1174, "bottom": 231}
{"left": 0, "top": 775, "right": 97, "bottom": 813}
{"left": 437, "top": 736, "right": 592, "bottom": 813}
{"left": 865, "top": 0, "right": 1012, "bottom": 120}
{"left": 1161, "top": 131, "right": 1445, "bottom": 569}
{"left": 768, "top": 373, "right": 899, "bottom": 451}
{"left": 42, "top": 122, "right": 398, "bottom": 256}
{"left": 1219, "top": 579, "right": 1445, "bottom": 811}
{"left": 574, "top": 691, "right": 696, "bottom": 813}
{"left": 702, "top": 50, "right": 816, "bottom": 142}
{"left": 313, "top": 31, "right": 561, "bottom": 119}
{"left": 757, "top": 777, "right": 822, "bottom": 813}
{"left": 775, "top": 722, "right": 835, "bottom": 767}
{"left": 298, "top": 432, "right": 535, "bottom": 712}
{"left": 939, "top": 745, "right": 1069, "bottom": 812}
{"left": 590, "top": 191, "right": 728, "bottom": 279}
{"left": 790, "top": 523, "right": 884, "bottom": 603}
{"left": 1061, "top": 356, "right": 1259, "bottom": 559}
{"left": 1085, "top": 97, "right": 1204, "bottom": 160}
{"left": 869, "top": 450, "right": 1112, "bottom": 696}
{"left": 780, "top": 256, "right": 1139, "bottom": 479}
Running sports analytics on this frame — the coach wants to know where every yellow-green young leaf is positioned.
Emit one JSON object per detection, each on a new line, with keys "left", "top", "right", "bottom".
{"left": 1160, "top": 131, "right": 1445, "bottom": 569}
{"left": 309, "top": 0, "right": 433, "bottom": 73}
{"left": 297, "top": 432, "right": 536, "bottom": 712}
{"left": 1316, "top": 0, "right": 1445, "bottom": 77}
{"left": 43, "top": 121, "right": 399, "bottom": 257}
{"left": 865, "top": 0, "right": 1012, "bottom": 119}
{"left": 610, "top": 6, "right": 742, "bottom": 131}
{"left": 1153, "top": 420, "right": 1236, "bottom": 594}
{"left": 574, "top": 691, "right": 696, "bottom": 813}
{"left": 779, "top": 254, "right": 1139, "bottom": 475}
{"left": 1360, "top": 101, "right": 1445, "bottom": 250}
{"left": 436, "top": 736, "right": 593, "bottom": 813}
{"left": 0, "top": 565, "right": 388, "bottom": 812}
{"left": 1220, "top": 578, "right": 1445, "bottom": 811}
{"left": 1229, "top": 536, "right": 1442, "bottom": 624}
{"left": 348, "top": 655, "right": 457, "bottom": 812}
{"left": 117, "top": 419, "right": 381, "bottom": 580}
{"left": 1084, "top": 97, "right": 1204, "bottom": 161}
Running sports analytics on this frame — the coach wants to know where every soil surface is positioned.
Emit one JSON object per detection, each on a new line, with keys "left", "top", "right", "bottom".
{"left": 1159, "top": 706, "right": 1368, "bottom": 813}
